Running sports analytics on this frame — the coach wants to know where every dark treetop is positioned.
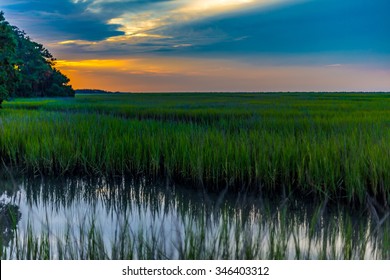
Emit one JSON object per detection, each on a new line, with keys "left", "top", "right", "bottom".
{"left": 0, "top": 11, "right": 74, "bottom": 106}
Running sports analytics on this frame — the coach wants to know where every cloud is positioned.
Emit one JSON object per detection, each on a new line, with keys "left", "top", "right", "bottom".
{"left": 325, "top": 64, "right": 342, "bottom": 68}
{"left": 183, "top": 0, "right": 390, "bottom": 56}
{"left": 87, "top": 0, "right": 390, "bottom": 60}
{"left": 85, "top": 0, "right": 175, "bottom": 15}
{"left": 73, "top": 0, "right": 287, "bottom": 48}
{"left": 56, "top": 57, "right": 390, "bottom": 92}
{"left": 2, "top": 0, "right": 389, "bottom": 68}
{"left": 1, "top": 0, "right": 124, "bottom": 41}
{"left": 1, "top": 0, "right": 292, "bottom": 52}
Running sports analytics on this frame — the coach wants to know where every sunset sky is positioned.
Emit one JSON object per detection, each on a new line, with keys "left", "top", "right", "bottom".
{"left": 1, "top": 0, "right": 390, "bottom": 92}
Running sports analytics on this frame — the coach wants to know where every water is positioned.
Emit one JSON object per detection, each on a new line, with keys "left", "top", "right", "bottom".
{"left": 0, "top": 176, "right": 388, "bottom": 259}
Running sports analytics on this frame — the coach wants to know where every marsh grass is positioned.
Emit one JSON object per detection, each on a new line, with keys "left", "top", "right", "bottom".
{"left": 1, "top": 92, "right": 390, "bottom": 208}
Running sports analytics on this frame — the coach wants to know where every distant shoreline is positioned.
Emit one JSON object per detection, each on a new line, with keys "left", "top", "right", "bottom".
{"left": 75, "top": 90, "right": 390, "bottom": 94}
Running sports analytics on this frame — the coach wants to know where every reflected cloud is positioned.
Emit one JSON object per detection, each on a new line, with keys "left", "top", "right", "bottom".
{"left": 1, "top": 176, "right": 387, "bottom": 259}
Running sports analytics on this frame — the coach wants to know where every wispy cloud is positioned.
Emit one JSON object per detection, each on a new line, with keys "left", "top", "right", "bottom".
{"left": 2, "top": 0, "right": 390, "bottom": 92}
{"left": 49, "top": 0, "right": 288, "bottom": 50}
{"left": 3, "top": 0, "right": 390, "bottom": 58}
{"left": 1, "top": 0, "right": 124, "bottom": 41}
{"left": 325, "top": 64, "right": 342, "bottom": 68}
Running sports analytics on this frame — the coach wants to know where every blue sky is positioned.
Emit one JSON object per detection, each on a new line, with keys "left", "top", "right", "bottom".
{"left": 2, "top": 0, "right": 389, "bottom": 91}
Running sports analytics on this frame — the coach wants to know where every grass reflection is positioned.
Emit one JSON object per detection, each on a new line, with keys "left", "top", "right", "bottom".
{"left": 0, "top": 176, "right": 388, "bottom": 259}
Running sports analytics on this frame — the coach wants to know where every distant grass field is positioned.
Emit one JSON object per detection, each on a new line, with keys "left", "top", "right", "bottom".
{"left": 1, "top": 92, "right": 390, "bottom": 208}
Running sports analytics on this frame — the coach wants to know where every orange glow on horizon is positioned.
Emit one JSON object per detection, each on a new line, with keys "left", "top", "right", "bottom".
{"left": 55, "top": 58, "right": 390, "bottom": 92}
{"left": 56, "top": 59, "right": 131, "bottom": 69}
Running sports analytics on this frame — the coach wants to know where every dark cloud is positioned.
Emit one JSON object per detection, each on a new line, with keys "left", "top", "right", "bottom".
{"left": 2, "top": 0, "right": 389, "bottom": 64}
{"left": 0, "top": 0, "right": 178, "bottom": 42}
{"left": 88, "top": 0, "right": 174, "bottom": 17}
{"left": 1, "top": 0, "right": 124, "bottom": 41}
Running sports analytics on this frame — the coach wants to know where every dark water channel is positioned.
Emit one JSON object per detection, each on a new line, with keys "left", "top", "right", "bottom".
{"left": 0, "top": 176, "right": 388, "bottom": 259}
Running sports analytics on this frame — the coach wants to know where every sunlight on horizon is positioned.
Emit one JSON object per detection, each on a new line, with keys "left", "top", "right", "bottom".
{"left": 55, "top": 57, "right": 390, "bottom": 92}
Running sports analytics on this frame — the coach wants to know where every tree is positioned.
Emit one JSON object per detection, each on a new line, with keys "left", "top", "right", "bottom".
{"left": 12, "top": 25, "right": 75, "bottom": 98}
{"left": 0, "top": 11, "right": 17, "bottom": 106}
{"left": 0, "top": 11, "right": 74, "bottom": 106}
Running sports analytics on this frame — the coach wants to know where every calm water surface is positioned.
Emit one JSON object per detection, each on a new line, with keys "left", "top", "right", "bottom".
{"left": 0, "top": 176, "right": 388, "bottom": 259}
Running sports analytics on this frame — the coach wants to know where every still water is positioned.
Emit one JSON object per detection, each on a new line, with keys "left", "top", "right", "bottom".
{"left": 0, "top": 176, "right": 388, "bottom": 259}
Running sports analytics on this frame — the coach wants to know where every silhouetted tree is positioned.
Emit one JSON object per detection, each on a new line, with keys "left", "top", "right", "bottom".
{"left": 0, "top": 11, "right": 74, "bottom": 106}
{"left": 0, "top": 11, "right": 17, "bottom": 106}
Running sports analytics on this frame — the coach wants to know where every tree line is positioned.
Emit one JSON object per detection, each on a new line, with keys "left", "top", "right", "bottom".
{"left": 0, "top": 11, "right": 74, "bottom": 106}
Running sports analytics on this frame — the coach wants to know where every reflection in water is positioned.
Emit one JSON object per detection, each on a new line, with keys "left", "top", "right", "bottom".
{"left": 0, "top": 176, "right": 389, "bottom": 259}
{"left": 0, "top": 203, "right": 21, "bottom": 247}
{"left": 0, "top": 179, "right": 22, "bottom": 248}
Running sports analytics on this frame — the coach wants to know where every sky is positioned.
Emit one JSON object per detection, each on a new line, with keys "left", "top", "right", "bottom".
{"left": 1, "top": 0, "right": 390, "bottom": 92}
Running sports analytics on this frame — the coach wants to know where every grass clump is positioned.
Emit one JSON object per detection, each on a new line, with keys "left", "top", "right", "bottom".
{"left": 1, "top": 92, "right": 390, "bottom": 208}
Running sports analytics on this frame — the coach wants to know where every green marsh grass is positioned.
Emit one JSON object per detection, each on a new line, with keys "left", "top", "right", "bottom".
{"left": 1, "top": 93, "right": 390, "bottom": 208}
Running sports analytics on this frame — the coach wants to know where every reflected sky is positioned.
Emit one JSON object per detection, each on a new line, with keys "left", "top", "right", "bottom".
{"left": 0, "top": 176, "right": 387, "bottom": 259}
